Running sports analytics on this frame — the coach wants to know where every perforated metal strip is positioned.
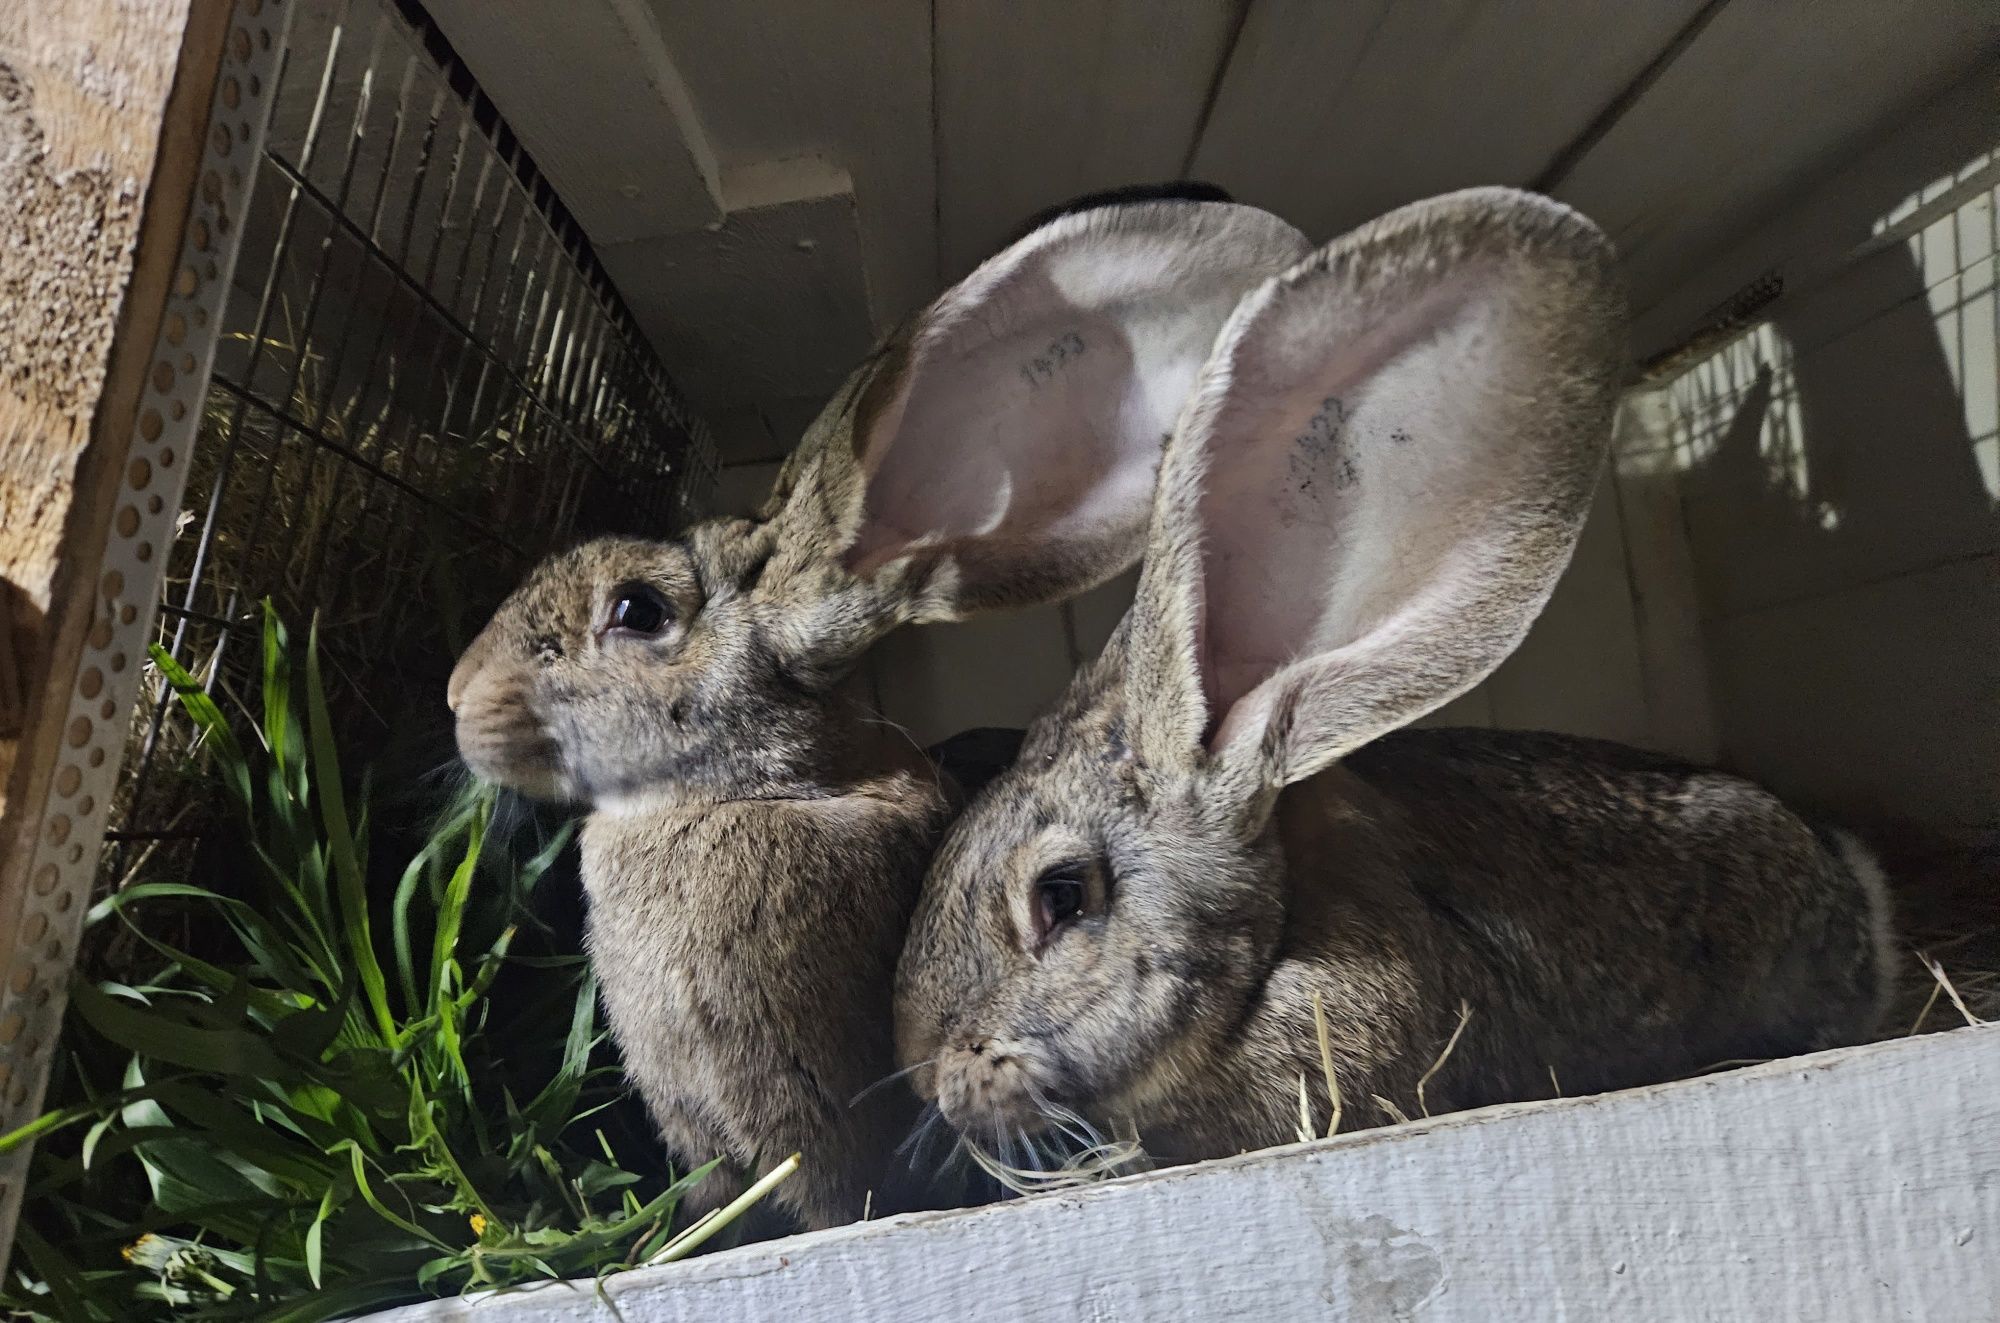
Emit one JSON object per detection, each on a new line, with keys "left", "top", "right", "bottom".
{"left": 0, "top": 0, "right": 294, "bottom": 1251}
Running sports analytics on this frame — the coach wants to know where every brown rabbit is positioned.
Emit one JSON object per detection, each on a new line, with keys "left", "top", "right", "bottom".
{"left": 446, "top": 197, "right": 1311, "bottom": 1228}
{"left": 893, "top": 188, "right": 1895, "bottom": 1169}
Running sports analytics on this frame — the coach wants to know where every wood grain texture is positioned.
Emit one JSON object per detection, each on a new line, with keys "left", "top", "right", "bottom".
{"left": 932, "top": 0, "right": 1241, "bottom": 279}
{"left": 1188, "top": 0, "right": 1706, "bottom": 244}
{"left": 368, "top": 1026, "right": 2000, "bottom": 1322}
{"left": 0, "top": 0, "right": 227, "bottom": 1277}
{"left": 0, "top": 0, "right": 195, "bottom": 617}
{"left": 419, "top": 0, "right": 724, "bottom": 243}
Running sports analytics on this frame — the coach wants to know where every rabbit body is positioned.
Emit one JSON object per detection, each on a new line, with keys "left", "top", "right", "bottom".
{"left": 893, "top": 188, "right": 1895, "bottom": 1168}
{"left": 581, "top": 732, "right": 947, "bottom": 1226}
{"left": 1133, "top": 727, "right": 1890, "bottom": 1159}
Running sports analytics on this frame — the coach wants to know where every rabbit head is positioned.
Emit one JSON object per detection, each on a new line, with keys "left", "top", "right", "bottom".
{"left": 447, "top": 199, "right": 1310, "bottom": 806}
{"left": 895, "top": 188, "right": 1628, "bottom": 1143}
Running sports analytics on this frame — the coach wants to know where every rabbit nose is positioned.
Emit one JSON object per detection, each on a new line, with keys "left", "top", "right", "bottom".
{"left": 445, "top": 633, "right": 495, "bottom": 713}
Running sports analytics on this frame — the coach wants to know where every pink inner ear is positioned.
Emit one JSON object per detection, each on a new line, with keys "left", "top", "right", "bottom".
{"left": 1193, "top": 269, "right": 1530, "bottom": 742}
{"left": 847, "top": 297, "right": 1173, "bottom": 576}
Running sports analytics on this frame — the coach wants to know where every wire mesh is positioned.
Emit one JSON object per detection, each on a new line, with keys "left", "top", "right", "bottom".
{"left": 101, "top": 0, "right": 717, "bottom": 887}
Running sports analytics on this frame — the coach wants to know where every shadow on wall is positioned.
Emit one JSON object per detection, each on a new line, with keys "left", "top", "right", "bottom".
{"left": 1650, "top": 160, "right": 1998, "bottom": 830}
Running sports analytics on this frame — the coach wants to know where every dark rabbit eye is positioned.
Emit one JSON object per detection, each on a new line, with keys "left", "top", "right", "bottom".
{"left": 607, "top": 584, "right": 672, "bottom": 636}
{"left": 1033, "top": 867, "right": 1089, "bottom": 946}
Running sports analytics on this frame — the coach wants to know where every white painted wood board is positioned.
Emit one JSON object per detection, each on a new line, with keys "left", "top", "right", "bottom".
{"left": 932, "top": 0, "right": 1240, "bottom": 279}
{"left": 1608, "top": 395, "right": 1719, "bottom": 763}
{"left": 870, "top": 606, "right": 1080, "bottom": 749}
{"left": 1189, "top": 0, "right": 1707, "bottom": 247}
{"left": 365, "top": 1025, "right": 2000, "bottom": 1323}
{"left": 1665, "top": 262, "right": 2000, "bottom": 626}
{"left": 1628, "top": 63, "right": 2000, "bottom": 361}
{"left": 1482, "top": 476, "right": 1653, "bottom": 747}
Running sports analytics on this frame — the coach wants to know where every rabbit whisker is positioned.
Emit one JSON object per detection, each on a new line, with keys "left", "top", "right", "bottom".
{"left": 897, "top": 1100, "right": 947, "bottom": 1163}
{"left": 850, "top": 1058, "right": 935, "bottom": 1108}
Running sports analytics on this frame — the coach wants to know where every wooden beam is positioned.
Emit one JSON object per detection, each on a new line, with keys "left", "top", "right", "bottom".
{"left": 364, "top": 1026, "right": 2000, "bottom": 1322}
{"left": 0, "top": 0, "right": 244, "bottom": 1274}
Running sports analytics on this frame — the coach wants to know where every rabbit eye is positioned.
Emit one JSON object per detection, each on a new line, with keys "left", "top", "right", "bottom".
{"left": 607, "top": 584, "right": 673, "bottom": 636}
{"left": 1032, "top": 868, "right": 1088, "bottom": 947}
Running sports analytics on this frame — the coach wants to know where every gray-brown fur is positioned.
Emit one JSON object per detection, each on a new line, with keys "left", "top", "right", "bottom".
{"left": 448, "top": 197, "right": 1313, "bottom": 1228}
{"left": 894, "top": 188, "right": 1895, "bottom": 1168}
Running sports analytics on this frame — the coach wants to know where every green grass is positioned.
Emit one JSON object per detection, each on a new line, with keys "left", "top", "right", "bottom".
{"left": 1, "top": 605, "right": 781, "bottom": 1320}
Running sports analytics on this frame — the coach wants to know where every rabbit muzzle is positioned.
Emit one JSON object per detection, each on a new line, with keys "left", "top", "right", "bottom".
{"left": 448, "top": 655, "right": 572, "bottom": 802}
{"left": 932, "top": 1033, "right": 1054, "bottom": 1141}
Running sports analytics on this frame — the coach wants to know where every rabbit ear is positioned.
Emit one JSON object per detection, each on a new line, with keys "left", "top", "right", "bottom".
{"left": 1127, "top": 188, "right": 1626, "bottom": 804}
{"left": 836, "top": 200, "right": 1311, "bottom": 620}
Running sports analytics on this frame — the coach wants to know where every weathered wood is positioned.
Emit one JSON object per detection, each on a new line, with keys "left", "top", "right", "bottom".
{"left": 1, "top": 0, "right": 201, "bottom": 768}
{"left": 0, "top": 0, "right": 236, "bottom": 1276}
{"left": 368, "top": 1026, "right": 2000, "bottom": 1323}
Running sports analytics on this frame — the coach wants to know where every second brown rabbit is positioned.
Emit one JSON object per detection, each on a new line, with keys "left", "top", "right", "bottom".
{"left": 894, "top": 188, "right": 1895, "bottom": 1167}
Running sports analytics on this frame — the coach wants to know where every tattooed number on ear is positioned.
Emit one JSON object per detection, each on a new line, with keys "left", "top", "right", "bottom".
{"left": 1019, "top": 332, "right": 1087, "bottom": 389}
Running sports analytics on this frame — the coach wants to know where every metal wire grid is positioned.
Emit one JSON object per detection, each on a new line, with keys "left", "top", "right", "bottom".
{"left": 103, "top": 0, "right": 717, "bottom": 885}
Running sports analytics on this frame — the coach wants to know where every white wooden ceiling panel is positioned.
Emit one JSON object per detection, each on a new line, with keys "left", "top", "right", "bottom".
{"left": 1188, "top": 0, "right": 1709, "bottom": 245}
{"left": 598, "top": 159, "right": 874, "bottom": 421}
{"left": 642, "top": 0, "right": 936, "bottom": 329}
{"left": 418, "top": 0, "right": 1997, "bottom": 460}
{"left": 932, "top": 0, "right": 1243, "bottom": 280}
{"left": 422, "top": 0, "right": 723, "bottom": 243}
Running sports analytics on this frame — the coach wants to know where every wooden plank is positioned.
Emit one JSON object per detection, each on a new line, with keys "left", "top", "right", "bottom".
{"left": 1189, "top": 0, "right": 1706, "bottom": 243}
{"left": 932, "top": 0, "right": 1241, "bottom": 280}
{"left": 367, "top": 1026, "right": 2000, "bottom": 1323}
{"left": 0, "top": 0, "right": 236, "bottom": 1277}
{"left": 1554, "top": 0, "right": 2000, "bottom": 313}
{"left": 418, "top": 0, "right": 724, "bottom": 243}
{"left": 645, "top": 0, "right": 936, "bottom": 330}
{"left": 869, "top": 607, "right": 1078, "bottom": 750}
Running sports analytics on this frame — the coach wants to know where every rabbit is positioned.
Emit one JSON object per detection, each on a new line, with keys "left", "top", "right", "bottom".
{"left": 445, "top": 195, "right": 1312, "bottom": 1229}
{"left": 892, "top": 187, "right": 1897, "bottom": 1170}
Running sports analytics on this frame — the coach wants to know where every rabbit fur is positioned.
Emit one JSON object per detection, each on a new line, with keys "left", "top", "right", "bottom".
{"left": 447, "top": 196, "right": 1311, "bottom": 1228}
{"left": 893, "top": 187, "right": 1896, "bottom": 1167}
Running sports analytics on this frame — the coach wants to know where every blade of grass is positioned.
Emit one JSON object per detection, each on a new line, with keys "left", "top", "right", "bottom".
{"left": 304, "top": 616, "right": 397, "bottom": 1043}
